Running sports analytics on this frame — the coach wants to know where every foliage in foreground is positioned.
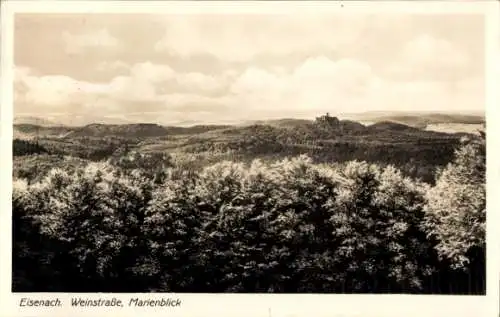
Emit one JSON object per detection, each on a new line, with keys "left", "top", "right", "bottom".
{"left": 423, "top": 135, "right": 485, "bottom": 288}
{"left": 12, "top": 136, "right": 485, "bottom": 293}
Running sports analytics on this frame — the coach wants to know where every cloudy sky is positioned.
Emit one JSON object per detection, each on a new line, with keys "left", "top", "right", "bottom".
{"left": 14, "top": 13, "right": 485, "bottom": 125}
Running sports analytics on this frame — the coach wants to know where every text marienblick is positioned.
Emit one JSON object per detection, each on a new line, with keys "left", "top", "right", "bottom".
{"left": 71, "top": 297, "right": 181, "bottom": 307}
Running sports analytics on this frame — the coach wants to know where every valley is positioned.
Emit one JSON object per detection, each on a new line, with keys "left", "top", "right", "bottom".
{"left": 12, "top": 112, "right": 484, "bottom": 184}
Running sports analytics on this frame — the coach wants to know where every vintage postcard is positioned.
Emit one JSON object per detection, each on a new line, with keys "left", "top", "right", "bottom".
{"left": 0, "top": 1, "right": 498, "bottom": 317}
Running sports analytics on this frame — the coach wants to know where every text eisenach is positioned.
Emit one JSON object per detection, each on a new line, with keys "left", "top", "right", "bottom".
{"left": 20, "top": 298, "right": 62, "bottom": 307}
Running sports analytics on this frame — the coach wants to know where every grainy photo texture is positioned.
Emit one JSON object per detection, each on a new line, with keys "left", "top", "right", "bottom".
{"left": 12, "top": 13, "right": 486, "bottom": 294}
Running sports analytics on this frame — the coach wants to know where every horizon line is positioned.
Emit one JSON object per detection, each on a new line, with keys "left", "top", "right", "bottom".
{"left": 13, "top": 110, "right": 486, "bottom": 128}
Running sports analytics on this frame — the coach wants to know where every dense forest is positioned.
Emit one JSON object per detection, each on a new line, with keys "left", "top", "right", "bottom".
{"left": 11, "top": 115, "right": 486, "bottom": 293}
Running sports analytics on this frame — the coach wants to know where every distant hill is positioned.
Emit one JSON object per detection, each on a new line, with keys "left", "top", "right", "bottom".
{"left": 242, "top": 113, "right": 485, "bottom": 132}
{"left": 66, "top": 123, "right": 171, "bottom": 138}
{"left": 163, "top": 125, "right": 232, "bottom": 135}
{"left": 14, "top": 124, "right": 72, "bottom": 134}
{"left": 176, "top": 115, "right": 463, "bottom": 156}
{"left": 367, "top": 121, "right": 423, "bottom": 133}
{"left": 13, "top": 114, "right": 482, "bottom": 184}
{"left": 165, "top": 115, "right": 465, "bottom": 184}
{"left": 13, "top": 111, "right": 485, "bottom": 142}
{"left": 14, "top": 116, "right": 61, "bottom": 127}
{"left": 343, "top": 112, "right": 485, "bottom": 128}
{"left": 14, "top": 111, "right": 484, "bottom": 130}
{"left": 65, "top": 123, "right": 233, "bottom": 138}
{"left": 13, "top": 114, "right": 480, "bottom": 141}
{"left": 13, "top": 124, "right": 74, "bottom": 140}
{"left": 243, "top": 118, "right": 367, "bottom": 134}
{"left": 244, "top": 118, "right": 313, "bottom": 128}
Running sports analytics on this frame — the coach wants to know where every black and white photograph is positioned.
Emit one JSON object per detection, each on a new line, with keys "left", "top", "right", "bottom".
{"left": 6, "top": 2, "right": 490, "bottom": 299}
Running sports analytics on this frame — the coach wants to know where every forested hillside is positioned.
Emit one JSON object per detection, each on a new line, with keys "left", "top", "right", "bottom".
{"left": 13, "top": 114, "right": 472, "bottom": 183}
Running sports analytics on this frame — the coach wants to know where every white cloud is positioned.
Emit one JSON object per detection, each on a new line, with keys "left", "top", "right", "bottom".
{"left": 153, "top": 16, "right": 475, "bottom": 78}
{"left": 108, "top": 75, "right": 160, "bottom": 103}
{"left": 404, "top": 34, "right": 468, "bottom": 66}
{"left": 154, "top": 16, "right": 367, "bottom": 62}
{"left": 229, "top": 56, "right": 483, "bottom": 116}
{"left": 15, "top": 55, "right": 484, "bottom": 123}
{"left": 96, "top": 61, "right": 233, "bottom": 95}
{"left": 388, "top": 34, "right": 470, "bottom": 80}
{"left": 96, "top": 60, "right": 129, "bottom": 72}
{"left": 129, "top": 62, "right": 176, "bottom": 83}
{"left": 14, "top": 62, "right": 235, "bottom": 116}
{"left": 175, "top": 72, "right": 225, "bottom": 93}
{"left": 63, "top": 28, "right": 120, "bottom": 54}
{"left": 14, "top": 66, "right": 32, "bottom": 81}
{"left": 230, "top": 57, "right": 377, "bottom": 114}
{"left": 16, "top": 71, "right": 108, "bottom": 110}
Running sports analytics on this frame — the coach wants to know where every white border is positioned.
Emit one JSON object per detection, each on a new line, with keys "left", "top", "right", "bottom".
{"left": 1, "top": 1, "right": 499, "bottom": 317}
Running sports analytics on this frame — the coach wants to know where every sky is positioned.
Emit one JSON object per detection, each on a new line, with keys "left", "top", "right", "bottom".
{"left": 14, "top": 13, "right": 485, "bottom": 125}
